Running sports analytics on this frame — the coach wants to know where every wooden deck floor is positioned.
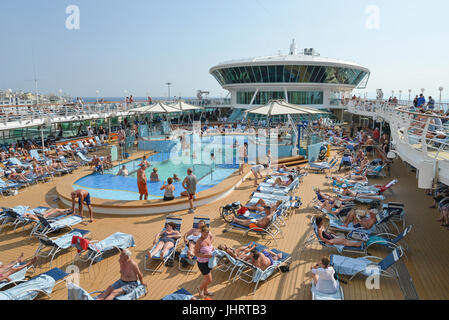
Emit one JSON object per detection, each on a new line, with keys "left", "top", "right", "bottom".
{"left": 1, "top": 153, "right": 448, "bottom": 300}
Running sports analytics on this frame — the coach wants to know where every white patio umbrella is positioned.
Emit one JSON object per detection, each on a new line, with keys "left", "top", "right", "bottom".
{"left": 168, "top": 100, "right": 203, "bottom": 111}
{"left": 129, "top": 101, "right": 181, "bottom": 114}
{"left": 245, "top": 99, "right": 328, "bottom": 117}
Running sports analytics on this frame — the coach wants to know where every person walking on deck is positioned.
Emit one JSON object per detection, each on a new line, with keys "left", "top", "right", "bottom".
{"left": 137, "top": 164, "right": 148, "bottom": 200}
{"left": 181, "top": 168, "right": 197, "bottom": 213}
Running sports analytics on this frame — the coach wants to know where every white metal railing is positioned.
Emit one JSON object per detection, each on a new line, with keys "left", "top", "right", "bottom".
{"left": 0, "top": 98, "right": 232, "bottom": 130}
{"left": 346, "top": 100, "right": 449, "bottom": 186}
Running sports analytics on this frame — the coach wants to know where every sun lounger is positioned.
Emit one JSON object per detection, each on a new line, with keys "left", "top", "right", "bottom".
{"left": 76, "top": 152, "right": 92, "bottom": 165}
{"left": 161, "top": 288, "right": 194, "bottom": 300}
{"left": 145, "top": 215, "right": 182, "bottom": 273}
{"left": 232, "top": 243, "right": 292, "bottom": 294}
{"left": 302, "top": 217, "right": 369, "bottom": 255}
{"left": 0, "top": 262, "right": 35, "bottom": 290}
{"left": 330, "top": 248, "right": 404, "bottom": 280}
{"left": 178, "top": 215, "right": 210, "bottom": 273}
{"left": 0, "top": 268, "right": 68, "bottom": 300}
{"left": 30, "top": 214, "right": 85, "bottom": 238}
{"left": 35, "top": 229, "right": 91, "bottom": 268}
{"left": 67, "top": 281, "right": 147, "bottom": 300}
{"left": 73, "top": 232, "right": 136, "bottom": 271}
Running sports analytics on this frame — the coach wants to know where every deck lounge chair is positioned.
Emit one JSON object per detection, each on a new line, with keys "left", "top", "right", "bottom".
{"left": 311, "top": 280, "right": 344, "bottom": 300}
{"left": 30, "top": 214, "right": 85, "bottom": 238}
{"left": 224, "top": 207, "right": 283, "bottom": 246}
{"left": 67, "top": 281, "right": 147, "bottom": 300}
{"left": 145, "top": 215, "right": 182, "bottom": 273}
{"left": 307, "top": 158, "right": 337, "bottom": 173}
{"left": 35, "top": 229, "right": 91, "bottom": 268}
{"left": 29, "top": 150, "right": 45, "bottom": 162}
{"left": 303, "top": 217, "right": 369, "bottom": 255}
{"left": 232, "top": 243, "right": 292, "bottom": 294}
{"left": 0, "top": 268, "right": 68, "bottom": 300}
{"left": 178, "top": 215, "right": 210, "bottom": 273}
{"left": 0, "top": 177, "right": 25, "bottom": 196}
{"left": 256, "top": 177, "right": 300, "bottom": 196}
{"left": 161, "top": 288, "right": 194, "bottom": 300}
{"left": 0, "top": 262, "right": 35, "bottom": 290}
{"left": 76, "top": 152, "right": 92, "bottom": 166}
{"left": 330, "top": 248, "right": 404, "bottom": 280}
{"left": 73, "top": 232, "right": 136, "bottom": 271}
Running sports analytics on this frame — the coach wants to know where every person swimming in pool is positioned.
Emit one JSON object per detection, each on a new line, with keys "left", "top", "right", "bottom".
{"left": 71, "top": 189, "right": 94, "bottom": 223}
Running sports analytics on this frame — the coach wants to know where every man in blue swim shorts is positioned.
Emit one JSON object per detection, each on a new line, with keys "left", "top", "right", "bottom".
{"left": 71, "top": 189, "right": 94, "bottom": 222}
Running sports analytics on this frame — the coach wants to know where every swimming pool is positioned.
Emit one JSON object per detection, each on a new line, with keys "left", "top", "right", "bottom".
{"left": 73, "top": 144, "right": 239, "bottom": 200}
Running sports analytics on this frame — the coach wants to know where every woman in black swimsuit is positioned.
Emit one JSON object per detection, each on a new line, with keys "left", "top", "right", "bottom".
{"left": 316, "top": 217, "right": 363, "bottom": 247}
{"left": 148, "top": 222, "right": 181, "bottom": 258}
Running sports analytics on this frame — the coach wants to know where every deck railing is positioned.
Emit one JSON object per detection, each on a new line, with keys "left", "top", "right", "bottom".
{"left": 347, "top": 100, "right": 449, "bottom": 186}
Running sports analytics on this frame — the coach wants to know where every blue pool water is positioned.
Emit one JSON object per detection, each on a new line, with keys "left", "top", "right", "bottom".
{"left": 73, "top": 149, "right": 238, "bottom": 200}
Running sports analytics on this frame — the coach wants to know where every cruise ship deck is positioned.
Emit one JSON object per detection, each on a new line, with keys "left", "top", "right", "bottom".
{"left": 1, "top": 150, "right": 448, "bottom": 300}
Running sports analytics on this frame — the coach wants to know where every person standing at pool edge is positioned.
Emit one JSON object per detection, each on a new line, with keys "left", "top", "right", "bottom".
{"left": 137, "top": 164, "right": 148, "bottom": 200}
{"left": 71, "top": 189, "right": 94, "bottom": 223}
{"left": 181, "top": 168, "right": 198, "bottom": 213}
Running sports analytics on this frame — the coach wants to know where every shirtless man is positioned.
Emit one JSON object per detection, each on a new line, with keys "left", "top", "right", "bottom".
{"left": 343, "top": 209, "right": 378, "bottom": 229}
{"left": 71, "top": 189, "right": 94, "bottom": 222}
{"left": 230, "top": 206, "right": 275, "bottom": 230}
{"left": 0, "top": 253, "right": 37, "bottom": 283}
{"left": 246, "top": 199, "right": 282, "bottom": 212}
{"left": 245, "top": 248, "right": 282, "bottom": 271}
{"left": 23, "top": 207, "right": 74, "bottom": 222}
{"left": 140, "top": 155, "right": 151, "bottom": 168}
{"left": 137, "top": 164, "right": 148, "bottom": 200}
{"left": 96, "top": 249, "right": 146, "bottom": 300}
{"left": 339, "top": 185, "right": 382, "bottom": 200}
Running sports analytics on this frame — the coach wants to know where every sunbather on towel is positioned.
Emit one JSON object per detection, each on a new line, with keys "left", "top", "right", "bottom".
{"left": 339, "top": 185, "right": 382, "bottom": 200}
{"left": 217, "top": 243, "right": 256, "bottom": 260}
{"left": 230, "top": 206, "right": 276, "bottom": 230}
{"left": 23, "top": 207, "right": 74, "bottom": 222}
{"left": 245, "top": 248, "right": 283, "bottom": 271}
{"left": 314, "top": 188, "right": 338, "bottom": 203}
{"left": 272, "top": 175, "right": 294, "bottom": 187}
{"left": 0, "top": 253, "right": 37, "bottom": 283}
{"left": 342, "top": 209, "right": 378, "bottom": 230}
{"left": 183, "top": 220, "right": 214, "bottom": 260}
{"left": 246, "top": 199, "right": 283, "bottom": 212}
{"left": 96, "top": 249, "right": 146, "bottom": 300}
{"left": 316, "top": 217, "right": 363, "bottom": 247}
{"left": 149, "top": 222, "right": 181, "bottom": 258}
{"left": 315, "top": 199, "right": 345, "bottom": 215}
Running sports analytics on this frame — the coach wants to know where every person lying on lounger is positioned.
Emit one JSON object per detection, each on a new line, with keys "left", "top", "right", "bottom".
{"left": 246, "top": 199, "right": 283, "bottom": 213}
{"left": 244, "top": 248, "right": 283, "bottom": 271}
{"left": 338, "top": 185, "right": 382, "bottom": 200}
{"left": 230, "top": 206, "right": 276, "bottom": 230}
{"left": 342, "top": 209, "right": 378, "bottom": 230}
{"left": 316, "top": 217, "right": 363, "bottom": 247}
{"left": 217, "top": 243, "right": 256, "bottom": 260}
{"left": 314, "top": 188, "right": 338, "bottom": 203}
{"left": 96, "top": 249, "right": 146, "bottom": 300}
{"left": 272, "top": 175, "right": 294, "bottom": 187}
{"left": 329, "top": 175, "right": 368, "bottom": 186}
{"left": 23, "top": 207, "right": 74, "bottom": 222}
{"left": 315, "top": 199, "right": 347, "bottom": 216}
{"left": 183, "top": 220, "right": 214, "bottom": 260}
{"left": 0, "top": 253, "right": 37, "bottom": 283}
{"left": 149, "top": 222, "right": 181, "bottom": 259}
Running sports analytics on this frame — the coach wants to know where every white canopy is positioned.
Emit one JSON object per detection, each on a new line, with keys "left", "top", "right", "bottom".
{"left": 168, "top": 100, "right": 203, "bottom": 111}
{"left": 245, "top": 99, "right": 328, "bottom": 117}
{"left": 129, "top": 102, "right": 181, "bottom": 114}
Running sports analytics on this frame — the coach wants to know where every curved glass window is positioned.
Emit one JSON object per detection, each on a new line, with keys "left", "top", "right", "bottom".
{"left": 237, "top": 91, "right": 323, "bottom": 105}
{"left": 211, "top": 65, "right": 368, "bottom": 86}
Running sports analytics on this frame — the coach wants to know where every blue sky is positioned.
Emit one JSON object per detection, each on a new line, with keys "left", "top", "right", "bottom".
{"left": 0, "top": 0, "right": 448, "bottom": 100}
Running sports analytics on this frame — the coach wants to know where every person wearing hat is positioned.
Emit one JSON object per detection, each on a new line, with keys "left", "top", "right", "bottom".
{"left": 342, "top": 208, "right": 378, "bottom": 229}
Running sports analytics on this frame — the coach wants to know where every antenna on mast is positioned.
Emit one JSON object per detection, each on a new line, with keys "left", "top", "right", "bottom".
{"left": 289, "top": 39, "right": 296, "bottom": 55}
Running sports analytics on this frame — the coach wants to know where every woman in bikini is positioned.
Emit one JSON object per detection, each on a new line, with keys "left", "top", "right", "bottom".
{"left": 148, "top": 222, "right": 181, "bottom": 259}
{"left": 316, "top": 217, "right": 363, "bottom": 247}
{"left": 0, "top": 253, "right": 37, "bottom": 283}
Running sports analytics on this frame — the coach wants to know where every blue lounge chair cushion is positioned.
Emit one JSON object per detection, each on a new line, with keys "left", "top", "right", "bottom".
{"left": 89, "top": 232, "right": 136, "bottom": 261}
{"left": 330, "top": 255, "right": 376, "bottom": 276}
{"left": 0, "top": 274, "right": 56, "bottom": 300}
{"left": 162, "top": 288, "right": 193, "bottom": 300}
